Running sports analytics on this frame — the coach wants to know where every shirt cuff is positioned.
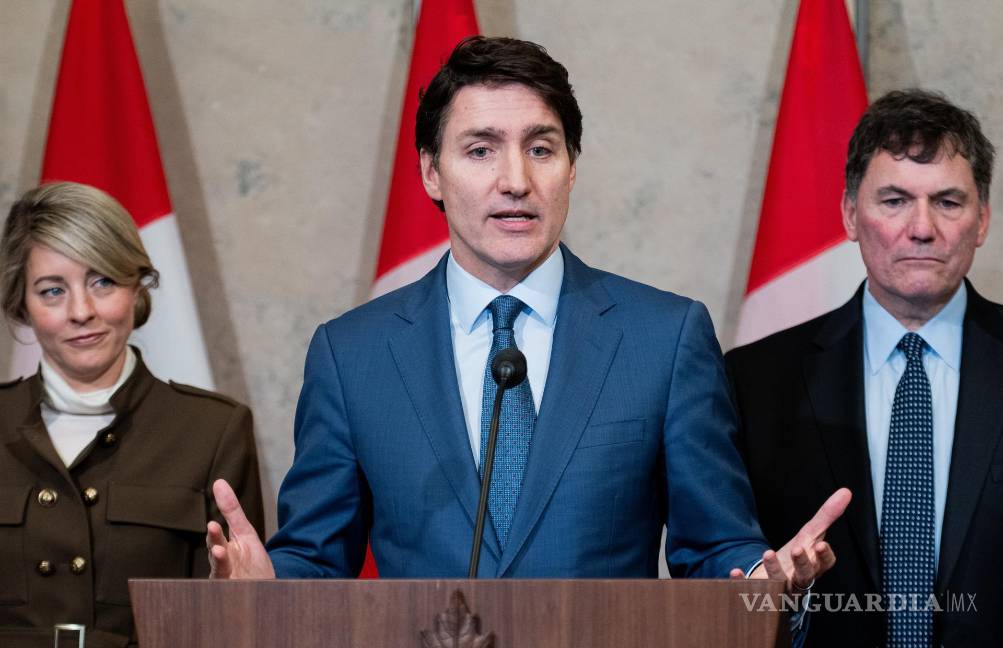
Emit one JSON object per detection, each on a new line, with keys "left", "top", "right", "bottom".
{"left": 744, "top": 558, "right": 763, "bottom": 578}
{"left": 743, "top": 558, "right": 812, "bottom": 645}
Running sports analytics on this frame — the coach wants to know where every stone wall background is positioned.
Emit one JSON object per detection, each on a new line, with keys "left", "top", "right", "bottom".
{"left": 3, "top": 1, "right": 1001, "bottom": 533}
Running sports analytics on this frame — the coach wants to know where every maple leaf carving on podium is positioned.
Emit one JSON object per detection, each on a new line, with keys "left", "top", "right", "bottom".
{"left": 420, "top": 590, "right": 495, "bottom": 648}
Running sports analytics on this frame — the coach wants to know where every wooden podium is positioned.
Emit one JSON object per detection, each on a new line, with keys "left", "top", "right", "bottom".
{"left": 130, "top": 579, "right": 789, "bottom": 647}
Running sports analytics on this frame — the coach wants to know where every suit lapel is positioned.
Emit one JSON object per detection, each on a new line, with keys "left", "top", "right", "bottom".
{"left": 803, "top": 289, "right": 882, "bottom": 590}
{"left": 937, "top": 284, "right": 1003, "bottom": 590}
{"left": 497, "top": 247, "right": 622, "bottom": 576}
{"left": 9, "top": 422, "right": 73, "bottom": 486}
{"left": 387, "top": 256, "right": 502, "bottom": 561}
{"left": 2, "top": 375, "right": 72, "bottom": 484}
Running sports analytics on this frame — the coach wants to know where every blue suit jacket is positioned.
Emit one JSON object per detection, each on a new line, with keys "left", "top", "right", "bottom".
{"left": 267, "top": 245, "right": 767, "bottom": 578}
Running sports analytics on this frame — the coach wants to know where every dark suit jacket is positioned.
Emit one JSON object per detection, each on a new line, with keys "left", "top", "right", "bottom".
{"left": 0, "top": 350, "right": 264, "bottom": 648}
{"left": 267, "top": 245, "right": 768, "bottom": 579}
{"left": 725, "top": 281, "right": 1003, "bottom": 647}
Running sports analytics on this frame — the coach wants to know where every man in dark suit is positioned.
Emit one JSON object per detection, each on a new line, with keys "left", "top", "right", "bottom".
{"left": 207, "top": 37, "right": 847, "bottom": 600}
{"left": 726, "top": 89, "right": 998, "bottom": 647}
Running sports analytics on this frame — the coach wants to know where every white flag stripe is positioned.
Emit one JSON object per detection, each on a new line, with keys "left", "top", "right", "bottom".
{"left": 131, "top": 213, "right": 214, "bottom": 388}
{"left": 733, "top": 240, "right": 866, "bottom": 348}
{"left": 370, "top": 241, "right": 451, "bottom": 300}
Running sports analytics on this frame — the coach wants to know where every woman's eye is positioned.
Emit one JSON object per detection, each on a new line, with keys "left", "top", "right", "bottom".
{"left": 92, "top": 276, "right": 116, "bottom": 289}
{"left": 39, "top": 287, "right": 64, "bottom": 298}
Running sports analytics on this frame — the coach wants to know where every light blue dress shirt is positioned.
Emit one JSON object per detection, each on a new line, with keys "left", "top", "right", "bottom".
{"left": 862, "top": 281, "right": 965, "bottom": 567}
{"left": 446, "top": 248, "right": 564, "bottom": 466}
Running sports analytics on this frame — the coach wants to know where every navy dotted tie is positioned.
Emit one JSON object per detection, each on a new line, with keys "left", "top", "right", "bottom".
{"left": 479, "top": 295, "right": 535, "bottom": 547}
{"left": 880, "top": 332, "right": 935, "bottom": 647}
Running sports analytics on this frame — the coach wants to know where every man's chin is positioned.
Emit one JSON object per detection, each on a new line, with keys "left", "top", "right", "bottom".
{"left": 497, "top": 250, "right": 557, "bottom": 274}
{"left": 890, "top": 280, "right": 961, "bottom": 308}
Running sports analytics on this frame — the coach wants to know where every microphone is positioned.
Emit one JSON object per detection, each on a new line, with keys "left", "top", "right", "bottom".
{"left": 491, "top": 347, "right": 528, "bottom": 388}
{"left": 468, "top": 348, "right": 528, "bottom": 578}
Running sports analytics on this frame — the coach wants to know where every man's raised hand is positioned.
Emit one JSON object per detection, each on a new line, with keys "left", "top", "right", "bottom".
{"left": 207, "top": 478, "right": 276, "bottom": 579}
{"left": 731, "top": 488, "right": 852, "bottom": 590}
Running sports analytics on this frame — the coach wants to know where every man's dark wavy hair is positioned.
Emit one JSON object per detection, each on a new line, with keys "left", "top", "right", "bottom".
{"left": 415, "top": 36, "right": 583, "bottom": 210}
{"left": 845, "top": 89, "right": 994, "bottom": 202}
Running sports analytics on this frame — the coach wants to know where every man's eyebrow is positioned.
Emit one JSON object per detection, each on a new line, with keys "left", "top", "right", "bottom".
{"left": 458, "top": 127, "right": 505, "bottom": 140}
{"left": 876, "top": 184, "right": 915, "bottom": 198}
{"left": 523, "top": 124, "right": 562, "bottom": 139}
{"left": 929, "top": 187, "right": 969, "bottom": 201}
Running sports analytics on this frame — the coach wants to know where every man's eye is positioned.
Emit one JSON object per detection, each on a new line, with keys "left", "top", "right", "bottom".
{"left": 528, "top": 146, "right": 551, "bottom": 157}
{"left": 937, "top": 199, "right": 961, "bottom": 209}
{"left": 469, "top": 147, "right": 490, "bottom": 159}
{"left": 882, "top": 197, "right": 906, "bottom": 208}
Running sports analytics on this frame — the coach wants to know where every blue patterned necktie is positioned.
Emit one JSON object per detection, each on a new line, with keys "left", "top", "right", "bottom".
{"left": 880, "top": 332, "right": 935, "bottom": 647}
{"left": 479, "top": 295, "right": 536, "bottom": 547}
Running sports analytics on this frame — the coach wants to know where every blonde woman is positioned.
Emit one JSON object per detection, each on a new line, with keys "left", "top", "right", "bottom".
{"left": 0, "top": 182, "right": 263, "bottom": 647}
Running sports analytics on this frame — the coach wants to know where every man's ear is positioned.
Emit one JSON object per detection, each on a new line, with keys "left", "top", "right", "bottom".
{"left": 419, "top": 149, "right": 442, "bottom": 202}
{"left": 976, "top": 201, "right": 991, "bottom": 247}
{"left": 841, "top": 190, "right": 859, "bottom": 241}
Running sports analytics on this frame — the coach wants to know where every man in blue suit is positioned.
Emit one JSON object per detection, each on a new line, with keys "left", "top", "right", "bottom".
{"left": 208, "top": 37, "right": 848, "bottom": 589}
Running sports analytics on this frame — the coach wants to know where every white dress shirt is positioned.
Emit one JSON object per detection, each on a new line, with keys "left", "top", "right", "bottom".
{"left": 446, "top": 248, "right": 564, "bottom": 466}
{"left": 862, "top": 281, "right": 965, "bottom": 566}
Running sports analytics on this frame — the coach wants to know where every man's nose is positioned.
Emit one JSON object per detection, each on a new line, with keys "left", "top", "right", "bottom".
{"left": 497, "top": 150, "right": 530, "bottom": 198}
{"left": 907, "top": 200, "right": 936, "bottom": 243}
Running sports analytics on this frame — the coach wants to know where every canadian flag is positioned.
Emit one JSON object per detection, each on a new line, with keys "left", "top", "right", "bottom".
{"left": 734, "top": 0, "right": 868, "bottom": 346}
{"left": 360, "top": 0, "right": 479, "bottom": 578}
{"left": 10, "top": 0, "right": 213, "bottom": 388}
{"left": 370, "top": 0, "right": 479, "bottom": 299}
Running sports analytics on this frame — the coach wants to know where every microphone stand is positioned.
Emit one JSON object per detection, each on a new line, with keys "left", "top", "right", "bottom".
{"left": 468, "top": 348, "right": 525, "bottom": 578}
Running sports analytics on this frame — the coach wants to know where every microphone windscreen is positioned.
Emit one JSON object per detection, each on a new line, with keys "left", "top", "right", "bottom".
{"left": 491, "top": 348, "right": 527, "bottom": 387}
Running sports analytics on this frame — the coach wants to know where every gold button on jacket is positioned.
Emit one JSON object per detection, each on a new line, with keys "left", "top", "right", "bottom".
{"left": 69, "top": 557, "right": 86, "bottom": 575}
{"left": 36, "top": 489, "right": 57, "bottom": 508}
{"left": 82, "top": 487, "right": 99, "bottom": 505}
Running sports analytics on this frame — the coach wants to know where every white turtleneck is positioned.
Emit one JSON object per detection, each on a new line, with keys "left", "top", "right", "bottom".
{"left": 40, "top": 347, "right": 137, "bottom": 466}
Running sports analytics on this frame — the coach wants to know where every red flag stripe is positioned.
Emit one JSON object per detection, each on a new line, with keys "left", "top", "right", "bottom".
{"left": 41, "top": 0, "right": 171, "bottom": 228}
{"left": 744, "top": 0, "right": 867, "bottom": 294}
{"left": 373, "top": 0, "right": 479, "bottom": 281}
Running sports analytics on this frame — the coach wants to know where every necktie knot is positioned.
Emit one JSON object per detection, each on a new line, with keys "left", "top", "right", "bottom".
{"left": 489, "top": 295, "right": 525, "bottom": 333}
{"left": 897, "top": 332, "right": 926, "bottom": 362}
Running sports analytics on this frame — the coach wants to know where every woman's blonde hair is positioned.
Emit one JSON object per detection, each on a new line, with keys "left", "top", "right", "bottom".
{"left": 0, "top": 182, "right": 160, "bottom": 327}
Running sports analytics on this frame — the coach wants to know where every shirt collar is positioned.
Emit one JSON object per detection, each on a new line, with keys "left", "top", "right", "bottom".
{"left": 863, "top": 280, "right": 966, "bottom": 373}
{"left": 446, "top": 247, "right": 564, "bottom": 333}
